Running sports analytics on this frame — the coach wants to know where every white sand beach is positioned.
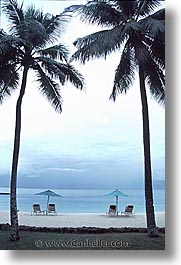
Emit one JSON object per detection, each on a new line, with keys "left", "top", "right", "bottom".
{"left": 0, "top": 212, "right": 165, "bottom": 228}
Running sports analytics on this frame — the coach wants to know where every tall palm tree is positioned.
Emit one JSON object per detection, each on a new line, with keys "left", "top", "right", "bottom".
{"left": 68, "top": 0, "right": 165, "bottom": 237}
{"left": 0, "top": 0, "right": 84, "bottom": 241}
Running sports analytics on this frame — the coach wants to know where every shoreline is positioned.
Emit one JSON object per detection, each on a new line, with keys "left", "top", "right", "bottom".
{"left": 0, "top": 211, "right": 165, "bottom": 228}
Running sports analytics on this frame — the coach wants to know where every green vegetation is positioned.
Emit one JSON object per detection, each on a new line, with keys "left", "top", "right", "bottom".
{"left": 0, "top": 230, "right": 165, "bottom": 250}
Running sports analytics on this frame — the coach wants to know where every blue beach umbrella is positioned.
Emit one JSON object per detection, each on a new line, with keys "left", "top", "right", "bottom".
{"left": 35, "top": 190, "right": 63, "bottom": 214}
{"left": 105, "top": 189, "right": 128, "bottom": 215}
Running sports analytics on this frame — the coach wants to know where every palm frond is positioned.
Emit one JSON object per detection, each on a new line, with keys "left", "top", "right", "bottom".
{"left": 115, "top": 0, "right": 137, "bottom": 18}
{"left": 140, "top": 11, "right": 165, "bottom": 38}
{"left": 72, "top": 24, "right": 128, "bottom": 63}
{"left": 144, "top": 59, "right": 165, "bottom": 104}
{"left": 54, "top": 63, "right": 84, "bottom": 90}
{"left": 3, "top": 2, "right": 45, "bottom": 47}
{"left": 127, "top": 20, "right": 144, "bottom": 33}
{"left": 63, "top": 4, "right": 84, "bottom": 14}
{"left": 37, "top": 44, "right": 69, "bottom": 63}
{"left": 134, "top": 24, "right": 165, "bottom": 70}
{"left": 139, "top": 8, "right": 165, "bottom": 69}
{"left": 73, "top": 29, "right": 107, "bottom": 49}
{"left": 23, "top": 5, "right": 66, "bottom": 45}
{"left": 42, "top": 13, "right": 69, "bottom": 44}
{"left": 136, "top": 0, "right": 161, "bottom": 17}
{"left": 21, "top": 7, "right": 46, "bottom": 48}
{"left": 150, "top": 38, "right": 165, "bottom": 69}
{"left": 24, "top": 4, "right": 43, "bottom": 21}
{"left": 0, "top": 32, "right": 23, "bottom": 65}
{"left": 36, "top": 57, "right": 84, "bottom": 90}
{"left": 35, "top": 64, "right": 63, "bottom": 113}
{"left": 110, "top": 42, "right": 136, "bottom": 101}
{"left": 148, "top": 8, "right": 165, "bottom": 20}
{"left": 77, "top": 0, "right": 126, "bottom": 27}
{"left": 0, "top": 30, "right": 24, "bottom": 46}
{"left": 2, "top": 0, "right": 24, "bottom": 36}
{"left": 35, "top": 57, "right": 66, "bottom": 85}
{"left": 136, "top": 41, "right": 165, "bottom": 104}
{"left": 0, "top": 64, "right": 19, "bottom": 104}
{"left": 21, "top": 19, "right": 48, "bottom": 48}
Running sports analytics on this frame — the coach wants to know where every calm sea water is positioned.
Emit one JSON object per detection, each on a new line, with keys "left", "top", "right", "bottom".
{"left": 0, "top": 188, "right": 165, "bottom": 214}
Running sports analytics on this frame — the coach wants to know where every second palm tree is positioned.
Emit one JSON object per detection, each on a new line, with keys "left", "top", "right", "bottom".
{"left": 69, "top": 0, "right": 165, "bottom": 237}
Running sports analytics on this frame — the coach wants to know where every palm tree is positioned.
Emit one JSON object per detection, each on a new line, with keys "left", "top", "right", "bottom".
{"left": 0, "top": 0, "right": 84, "bottom": 241}
{"left": 69, "top": 0, "right": 165, "bottom": 237}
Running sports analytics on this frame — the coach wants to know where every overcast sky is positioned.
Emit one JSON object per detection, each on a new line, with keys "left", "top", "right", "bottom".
{"left": 0, "top": 0, "right": 165, "bottom": 190}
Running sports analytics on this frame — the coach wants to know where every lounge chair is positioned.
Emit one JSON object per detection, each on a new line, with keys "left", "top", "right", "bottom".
{"left": 121, "top": 205, "right": 134, "bottom": 216}
{"left": 106, "top": 205, "right": 118, "bottom": 216}
{"left": 31, "top": 204, "right": 46, "bottom": 215}
{"left": 47, "top": 203, "right": 57, "bottom": 215}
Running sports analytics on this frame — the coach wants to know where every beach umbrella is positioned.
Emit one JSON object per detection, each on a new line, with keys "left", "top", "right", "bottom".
{"left": 105, "top": 189, "right": 128, "bottom": 215}
{"left": 35, "top": 190, "right": 63, "bottom": 215}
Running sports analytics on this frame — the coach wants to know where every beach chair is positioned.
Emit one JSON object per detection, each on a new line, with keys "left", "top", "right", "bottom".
{"left": 47, "top": 203, "right": 57, "bottom": 215}
{"left": 31, "top": 204, "right": 46, "bottom": 215}
{"left": 106, "top": 205, "right": 117, "bottom": 216}
{"left": 121, "top": 205, "right": 134, "bottom": 216}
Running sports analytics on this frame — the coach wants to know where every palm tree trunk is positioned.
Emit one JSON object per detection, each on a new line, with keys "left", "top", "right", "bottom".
{"left": 10, "top": 66, "right": 29, "bottom": 241}
{"left": 139, "top": 65, "right": 158, "bottom": 237}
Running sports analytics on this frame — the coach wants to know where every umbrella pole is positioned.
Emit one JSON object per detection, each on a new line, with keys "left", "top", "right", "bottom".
{"left": 46, "top": 195, "right": 50, "bottom": 215}
{"left": 116, "top": 196, "right": 118, "bottom": 216}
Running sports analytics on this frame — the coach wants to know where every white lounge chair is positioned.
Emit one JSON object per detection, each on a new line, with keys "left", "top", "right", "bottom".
{"left": 106, "top": 205, "right": 118, "bottom": 216}
{"left": 121, "top": 205, "right": 134, "bottom": 216}
{"left": 47, "top": 203, "right": 57, "bottom": 215}
{"left": 31, "top": 204, "right": 46, "bottom": 215}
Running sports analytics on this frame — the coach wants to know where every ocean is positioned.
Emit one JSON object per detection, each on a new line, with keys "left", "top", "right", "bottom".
{"left": 0, "top": 188, "right": 165, "bottom": 214}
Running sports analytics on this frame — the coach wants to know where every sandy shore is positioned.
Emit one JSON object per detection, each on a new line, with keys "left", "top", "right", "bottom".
{"left": 0, "top": 212, "right": 165, "bottom": 228}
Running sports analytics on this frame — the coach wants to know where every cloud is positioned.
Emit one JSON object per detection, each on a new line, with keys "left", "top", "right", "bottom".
{"left": 46, "top": 167, "right": 85, "bottom": 173}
